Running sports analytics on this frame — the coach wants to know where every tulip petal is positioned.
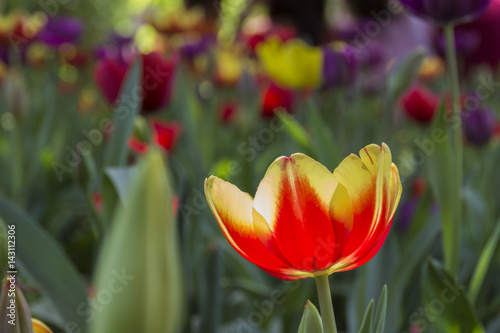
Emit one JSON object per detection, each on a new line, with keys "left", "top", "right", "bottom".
{"left": 332, "top": 143, "right": 401, "bottom": 269}
{"left": 32, "top": 318, "right": 54, "bottom": 333}
{"left": 205, "top": 176, "right": 290, "bottom": 272}
{"left": 253, "top": 154, "right": 338, "bottom": 271}
{"left": 328, "top": 183, "right": 354, "bottom": 263}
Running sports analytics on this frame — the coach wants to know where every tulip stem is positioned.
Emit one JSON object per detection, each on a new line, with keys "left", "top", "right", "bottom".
{"left": 443, "top": 23, "right": 463, "bottom": 275}
{"left": 315, "top": 275, "right": 338, "bottom": 333}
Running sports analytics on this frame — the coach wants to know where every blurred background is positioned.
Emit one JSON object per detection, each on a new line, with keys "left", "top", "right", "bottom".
{"left": 1, "top": 0, "right": 500, "bottom": 332}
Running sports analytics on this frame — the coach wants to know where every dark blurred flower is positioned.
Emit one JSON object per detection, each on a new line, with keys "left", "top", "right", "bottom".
{"left": 93, "top": 58, "right": 127, "bottom": 106}
{"left": 322, "top": 44, "right": 358, "bottom": 89}
{"left": 399, "top": 0, "right": 491, "bottom": 24}
{"left": 179, "top": 34, "right": 215, "bottom": 61}
{"left": 129, "top": 118, "right": 182, "bottom": 154}
{"left": 219, "top": 101, "right": 239, "bottom": 123}
{"left": 397, "top": 199, "right": 418, "bottom": 232}
{"left": 94, "top": 51, "right": 177, "bottom": 113}
{"left": 453, "top": 0, "right": 500, "bottom": 70}
{"left": 397, "top": 176, "right": 427, "bottom": 232}
{"left": 462, "top": 107, "right": 496, "bottom": 146}
{"left": 0, "top": 45, "right": 8, "bottom": 64}
{"left": 261, "top": 83, "right": 294, "bottom": 117}
{"left": 434, "top": 29, "right": 480, "bottom": 57}
{"left": 37, "top": 16, "right": 83, "bottom": 47}
{"left": 401, "top": 85, "right": 440, "bottom": 123}
{"left": 94, "top": 33, "right": 135, "bottom": 65}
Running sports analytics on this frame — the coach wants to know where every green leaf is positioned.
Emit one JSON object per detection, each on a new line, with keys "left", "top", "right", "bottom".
{"left": 276, "top": 112, "right": 313, "bottom": 154}
{"left": 358, "top": 300, "right": 374, "bottom": 333}
{"left": 103, "top": 60, "right": 142, "bottom": 168}
{"left": 469, "top": 221, "right": 500, "bottom": 303}
{"left": 0, "top": 197, "right": 88, "bottom": 331}
{"left": 425, "top": 99, "right": 457, "bottom": 273}
{"left": 374, "top": 285, "right": 387, "bottom": 333}
{"left": 421, "top": 259, "right": 484, "bottom": 333}
{"left": 199, "top": 244, "right": 223, "bottom": 333}
{"left": 298, "top": 300, "right": 323, "bottom": 333}
{"left": 306, "top": 98, "right": 341, "bottom": 169}
{"left": 104, "top": 166, "right": 138, "bottom": 204}
{"left": 386, "top": 47, "right": 426, "bottom": 103}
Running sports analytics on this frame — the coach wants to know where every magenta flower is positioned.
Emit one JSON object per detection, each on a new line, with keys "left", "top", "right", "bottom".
{"left": 37, "top": 16, "right": 83, "bottom": 47}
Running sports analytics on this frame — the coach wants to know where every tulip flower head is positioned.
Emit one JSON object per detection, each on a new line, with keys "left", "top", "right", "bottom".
{"left": 462, "top": 108, "right": 497, "bottom": 146}
{"left": 37, "top": 16, "right": 83, "bottom": 47}
{"left": 401, "top": 85, "right": 440, "bottom": 124}
{"left": 257, "top": 37, "right": 322, "bottom": 89}
{"left": 205, "top": 144, "right": 402, "bottom": 280}
{"left": 399, "top": 0, "right": 491, "bottom": 25}
{"left": 261, "top": 83, "right": 294, "bottom": 117}
{"left": 94, "top": 51, "right": 177, "bottom": 114}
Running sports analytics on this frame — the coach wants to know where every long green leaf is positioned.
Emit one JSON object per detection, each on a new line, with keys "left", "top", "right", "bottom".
{"left": 374, "top": 285, "right": 387, "bottom": 333}
{"left": 422, "top": 259, "right": 484, "bottom": 333}
{"left": 276, "top": 112, "right": 313, "bottom": 154}
{"left": 469, "top": 221, "right": 500, "bottom": 303}
{"left": 358, "top": 300, "right": 374, "bottom": 333}
{"left": 0, "top": 197, "right": 88, "bottom": 331}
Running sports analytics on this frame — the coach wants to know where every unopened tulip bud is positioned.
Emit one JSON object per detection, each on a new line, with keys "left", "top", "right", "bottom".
{"left": 0, "top": 276, "right": 33, "bottom": 332}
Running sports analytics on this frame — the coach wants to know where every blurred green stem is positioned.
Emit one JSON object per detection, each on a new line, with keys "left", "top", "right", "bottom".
{"left": 444, "top": 24, "right": 463, "bottom": 275}
{"left": 315, "top": 275, "right": 338, "bottom": 333}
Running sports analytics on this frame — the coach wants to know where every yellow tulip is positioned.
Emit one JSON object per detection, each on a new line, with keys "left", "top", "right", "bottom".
{"left": 257, "top": 37, "right": 323, "bottom": 89}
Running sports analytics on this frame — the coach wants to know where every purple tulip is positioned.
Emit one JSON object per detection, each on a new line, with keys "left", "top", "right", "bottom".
{"left": 180, "top": 34, "right": 215, "bottom": 61}
{"left": 37, "top": 16, "right": 83, "bottom": 47}
{"left": 434, "top": 29, "right": 480, "bottom": 57}
{"left": 0, "top": 45, "right": 8, "bottom": 65}
{"left": 462, "top": 108, "right": 497, "bottom": 146}
{"left": 399, "top": 0, "right": 491, "bottom": 24}
{"left": 397, "top": 199, "right": 419, "bottom": 232}
{"left": 322, "top": 45, "right": 358, "bottom": 89}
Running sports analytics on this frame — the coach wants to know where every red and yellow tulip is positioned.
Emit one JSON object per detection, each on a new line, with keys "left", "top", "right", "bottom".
{"left": 205, "top": 143, "right": 402, "bottom": 280}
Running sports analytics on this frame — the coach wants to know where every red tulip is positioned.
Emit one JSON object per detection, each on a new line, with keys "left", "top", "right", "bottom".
{"left": 261, "top": 83, "right": 294, "bottom": 117}
{"left": 94, "top": 51, "right": 177, "bottom": 113}
{"left": 129, "top": 118, "right": 182, "bottom": 154}
{"left": 401, "top": 85, "right": 440, "bottom": 123}
{"left": 205, "top": 144, "right": 402, "bottom": 280}
{"left": 219, "top": 101, "right": 239, "bottom": 123}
